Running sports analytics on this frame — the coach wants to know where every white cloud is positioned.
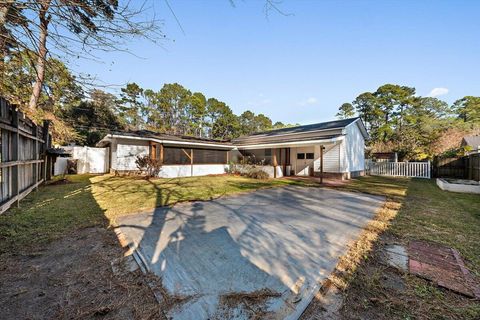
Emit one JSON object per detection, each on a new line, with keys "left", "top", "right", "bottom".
{"left": 428, "top": 87, "right": 449, "bottom": 98}
{"left": 299, "top": 97, "right": 318, "bottom": 106}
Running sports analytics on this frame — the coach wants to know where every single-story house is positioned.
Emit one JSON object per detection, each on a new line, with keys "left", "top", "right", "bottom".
{"left": 96, "top": 117, "right": 368, "bottom": 179}
{"left": 461, "top": 135, "right": 480, "bottom": 153}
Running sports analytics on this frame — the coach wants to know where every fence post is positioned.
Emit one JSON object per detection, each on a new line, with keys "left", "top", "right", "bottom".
{"left": 42, "top": 120, "right": 50, "bottom": 182}
{"left": 11, "top": 109, "right": 19, "bottom": 207}
{"left": 33, "top": 122, "right": 39, "bottom": 191}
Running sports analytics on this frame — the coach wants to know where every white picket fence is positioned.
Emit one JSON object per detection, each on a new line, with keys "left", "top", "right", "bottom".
{"left": 366, "top": 160, "right": 431, "bottom": 179}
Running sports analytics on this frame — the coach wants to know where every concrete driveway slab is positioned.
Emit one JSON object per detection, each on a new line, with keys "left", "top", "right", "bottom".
{"left": 116, "top": 186, "right": 384, "bottom": 319}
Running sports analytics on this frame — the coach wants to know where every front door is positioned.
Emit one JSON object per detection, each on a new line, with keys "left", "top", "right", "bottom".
{"left": 296, "top": 151, "right": 315, "bottom": 176}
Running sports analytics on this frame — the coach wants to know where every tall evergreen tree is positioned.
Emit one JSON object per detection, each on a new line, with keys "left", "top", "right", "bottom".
{"left": 453, "top": 96, "right": 480, "bottom": 123}
{"left": 336, "top": 103, "right": 355, "bottom": 119}
{"left": 118, "top": 83, "right": 145, "bottom": 130}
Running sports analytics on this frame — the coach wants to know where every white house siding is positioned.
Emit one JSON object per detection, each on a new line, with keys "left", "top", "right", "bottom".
{"left": 343, "top": 122, "right": 365, "bottom": 172}
{"left": 321, "top": 143, "right": 341, "bottom": 173}
{"left": 158, "top": 164, "right": 229, "bottom": 178}
{"left": 114, "top": 139, "right": 149, "bottom": 171}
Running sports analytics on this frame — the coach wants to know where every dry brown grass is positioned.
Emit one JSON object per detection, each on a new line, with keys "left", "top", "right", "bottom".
{"left": 218, "top": 289, "right": 282, "bottom": 320}
{"left": 301, "top": 176, "right": 409, "bottom": 319}
{"left": 329, "top": 198, "right": 403, "bottom": 290}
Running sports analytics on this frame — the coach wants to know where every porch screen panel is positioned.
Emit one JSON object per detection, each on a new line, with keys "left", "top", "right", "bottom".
{"left": 163, "top": 147, "right": 190, "bottom": 165}
{"left": 239, "top": 149, "right": 273, "bottom": 165}
{"left": 193, "top": 149, "right": 227, "bottom": 164}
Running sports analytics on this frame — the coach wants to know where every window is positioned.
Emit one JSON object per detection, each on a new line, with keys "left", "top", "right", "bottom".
{"left": 306, "top": 153, "right": 314, "bottom": 159}
{"left": 297, "top": 153, "right": 305, "bottom": 159}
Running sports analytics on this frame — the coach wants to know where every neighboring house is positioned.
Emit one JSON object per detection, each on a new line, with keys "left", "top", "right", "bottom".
{"left": 97, "top": 117, "right": 368, "bottom": 179}
{"left": 371, "top": 152, "right": 398, "bottom": 163}
{"left": 461, "top": 135, "right": 480, "bottom": 153}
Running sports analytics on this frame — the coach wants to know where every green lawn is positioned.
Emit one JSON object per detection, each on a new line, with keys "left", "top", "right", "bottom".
{"left": 1, "top": 173, "right": 479, "bottom": 318}
{"left": 332, "top": 176, "right": 480, "bottom": 319}
{"left": 0, "top": 174, "right": 308, "bottom": 253}
{"left": 90, "top": 174, "right": 310, "bottom": 222}
{"left": 393, "top": 179, "right": 480, "bottom": 276}
{"left": 337, "top": 176, "right": 480, "bottom": 275}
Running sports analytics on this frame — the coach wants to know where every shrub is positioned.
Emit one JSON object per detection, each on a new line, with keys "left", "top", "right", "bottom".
{"left": 135, "top": 155, "right": 162, "bottom": 178}
{"left": 245, "top": 169, "right": 269, "bottom": 180}
{"left": 225, "top": 162, "right": 241, "bottom": 175}
{"left": 225, "top": 161, "right": 270, "bottom": 179}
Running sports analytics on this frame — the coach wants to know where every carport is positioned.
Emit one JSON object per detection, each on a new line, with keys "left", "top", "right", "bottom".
{"left": 116, "top": 186, "right": 384, "bottom": 319}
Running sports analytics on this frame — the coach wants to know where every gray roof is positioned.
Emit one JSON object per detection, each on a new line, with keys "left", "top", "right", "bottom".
{"left": 98, "top": 118, "right": 367, "bottom": 148}
{"left": 233, "top": 117, "right": 366, "bottom": 146}
{"left": 247, "top": 117, "right": 359, "bottom": 137}
{"left": 462, "top": 135, "right": 480, "bottom": 148}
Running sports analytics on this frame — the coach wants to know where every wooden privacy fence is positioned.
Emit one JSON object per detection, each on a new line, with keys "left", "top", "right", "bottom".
{"left": 468, "top": 153, "right": 480, "bottom": 181}
{"left": 432, "top": 154, "right": 480, "bottom": 181}
{"left": 0, "top": 97, "right": 50, "bottom": 214}
{"left": 367, "top": 161, "right": 431, "bottom": 179}
{"left": 432, "top": 157, "right": 467, "bottom": 179}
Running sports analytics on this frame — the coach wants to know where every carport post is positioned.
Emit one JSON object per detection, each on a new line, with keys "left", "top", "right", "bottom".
{"left": 159, "top": 144, "right": 164, "bottom": 164}
{"left": 273, "top": 148, "right": 277, "bottom": 178}
{"left": 320, "top": 145, "right": 324, "bottom": 184}
{"left": 191, "top": 148, "right": 194, "bottom": 177}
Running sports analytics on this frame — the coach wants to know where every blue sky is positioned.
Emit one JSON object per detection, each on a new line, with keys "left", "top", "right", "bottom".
{"left": 71, "top": 0, "right": 480, "bottom": 125}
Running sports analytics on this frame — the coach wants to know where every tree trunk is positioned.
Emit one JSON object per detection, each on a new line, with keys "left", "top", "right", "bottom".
{"left": 28, "top": 1, "right": 51, "bottom": 111}
{"left": 0, "top": 0, "right": 13, "bottom": 25}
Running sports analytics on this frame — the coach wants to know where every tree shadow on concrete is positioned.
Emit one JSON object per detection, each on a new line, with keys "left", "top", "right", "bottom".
{"left": 115, "top": 182, "right": 383, "bottom": 319}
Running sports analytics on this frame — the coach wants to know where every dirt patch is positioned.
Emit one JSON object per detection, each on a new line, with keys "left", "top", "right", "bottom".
{"left": 0, "top": 227, "right": 162, "bottom": 320}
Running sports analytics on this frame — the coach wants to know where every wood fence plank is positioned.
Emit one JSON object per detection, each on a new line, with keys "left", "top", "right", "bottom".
{"left": 0, "top": 97, "right": 50, "bottom": 215}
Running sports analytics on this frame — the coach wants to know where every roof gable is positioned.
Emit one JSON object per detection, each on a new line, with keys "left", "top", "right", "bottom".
{"left": 462, "top": 135, "right": 480, "bottom": 147}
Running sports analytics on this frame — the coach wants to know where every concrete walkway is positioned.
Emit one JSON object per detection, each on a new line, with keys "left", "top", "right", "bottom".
{"left": 116, "top": 186, "right": 384, "bottom": 319}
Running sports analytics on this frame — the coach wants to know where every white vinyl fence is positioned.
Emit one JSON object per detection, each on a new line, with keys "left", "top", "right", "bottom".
{"left": 366, "top": 160, "right": 431, "bottom": 179}
{"left": 54, "top": 146, "right": 109, "bottom": 175}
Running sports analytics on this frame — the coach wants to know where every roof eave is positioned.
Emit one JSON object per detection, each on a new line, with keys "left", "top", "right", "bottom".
{"left": 103, "top": 133, "right": 234, "bottom": 149}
